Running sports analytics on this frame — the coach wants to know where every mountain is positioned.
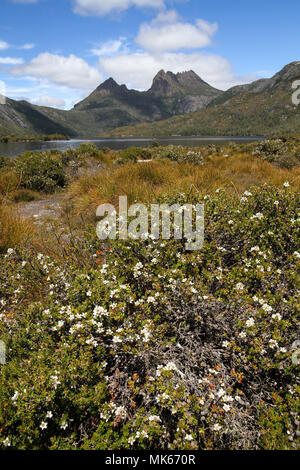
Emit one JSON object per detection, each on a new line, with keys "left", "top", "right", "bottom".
{"left": 0, "top": 70, "right": 222, "bottom": 137}
{"left": 101, "top": 61, "right": 300, "bottom": 138}
{"left": 1, "top": 63, "right": 300, "bottom": 138}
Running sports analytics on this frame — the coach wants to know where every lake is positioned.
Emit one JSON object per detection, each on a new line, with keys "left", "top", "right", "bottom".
{"left": 0, "top": 136, "right": 265, "bottom": 158}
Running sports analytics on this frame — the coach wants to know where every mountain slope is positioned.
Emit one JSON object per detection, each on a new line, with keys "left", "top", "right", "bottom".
{"left": 0, "top": 70, "right": 222, "bottom": 137}
{"left": 1, "top": 63, "right": 300, "bottom": 138}
{"left": 101, "top": 62, "right": 300, "bottom": 138}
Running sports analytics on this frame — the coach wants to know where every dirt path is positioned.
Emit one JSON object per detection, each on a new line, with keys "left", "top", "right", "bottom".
{"left": 17, "top": 196, "right": 63, "bottom": 224}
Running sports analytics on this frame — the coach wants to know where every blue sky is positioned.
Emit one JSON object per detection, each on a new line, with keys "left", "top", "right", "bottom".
{"left": 0, "top": 0, "right": 299, "bottom": 109}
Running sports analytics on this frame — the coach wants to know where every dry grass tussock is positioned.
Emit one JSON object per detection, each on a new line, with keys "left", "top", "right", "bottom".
{"left": 66, "top": 153, "right": 300, "bottom": 217}
{"left": 0, "top": 203, "right": 35, "bottom": 253}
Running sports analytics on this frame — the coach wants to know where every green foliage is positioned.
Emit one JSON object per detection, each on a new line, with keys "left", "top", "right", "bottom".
{"left": 118, "top": 147, "right": 152, "bottom": 164}
{"left": 151, "top": 145, "right": 204, "bottom": 165}
{"left": 14, "top": 152, "right": 66, "bottom": 193}
{"left": 252, "top": 139, "right": 300, "bottom": 168}
{"left": 0, "top": 185, "right": 299, "bottom": 450}
{"left": 76, "top": 143, "right": 104, "bottom": 159}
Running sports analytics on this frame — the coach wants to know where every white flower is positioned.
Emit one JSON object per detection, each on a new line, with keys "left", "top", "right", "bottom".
{"left": 185, "top": 434, "right": 194, "bottom": 441}
{"left": 262, "top": 303, "right": 273, "bottom": 313}
{"left": 283, "top": 182, "right": 290, "bottom": 188}
{"left": 269, "top": 339, "right": 278, "bottom": 349}
{"left": 40, "top": 421, "right": 48, "bottom": 430}
{"left": 50, "top": 375, "right": 61, "bottom": 389}
{"left": 293, "top": 251, "right": 300, "bottom": 259}
{"left": 272, "top": 313, "right": 282, "bottom": 321}
{"left": 128, "top": 436, "right": 135, "bottom": 445}
{"left": 250, "top": 212, "right": 264, "bottom": 221}
{"left": 149, "top": 415, "right": 161, "bottom": 422}
{"left": 213, "top": 424, "right": 222, "bottom": 432}
{"left": 246, "top": 318, "right": 255, "bottom": 328}
{"left": 235, "top": 282, "right": 245, "bottom": 291}
{"left": 12, "top": 391, "right": 19, "bottom": 402}
{"left": 228, "top": 220, "right": 234, "bottom": 225}
{"left": 2, "top": 437, "right": 11, "bottom": 447}
{"left": 274, "top": 201, "right": 279, "bottom": 206}
{"left": 46, "top": 411, "right": 53, "bottom": 419}
{"left": 223, "top": 404, "right": 231, "bottom": 412}
{"left": 7, "top": 248, "right": 14, "bottom": 255}
{"left": 86, "top": 290, "right": 92, "bottom": 297}
{"left": 60, "top": 422, "right": 68, "bottom": 430}
{"left": 222, "top": 341, "right": 230, "bottom": 348}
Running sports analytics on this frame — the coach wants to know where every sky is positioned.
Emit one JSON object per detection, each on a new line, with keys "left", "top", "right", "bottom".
{"left": 0, "top": 0, "right": 299, "bottom": 109}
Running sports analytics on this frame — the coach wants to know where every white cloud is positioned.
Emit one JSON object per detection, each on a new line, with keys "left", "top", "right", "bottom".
{"left": 0, "top": 57, "right": 24, "bottom": 65}
{"left": 99, "top": 51, "right": 255, "bottom": 91}
{"left": 136, "top": 12, "right": 218, "bottom": 52}
{"left": 0, "top": 40, "right": 10, "bottom": 50}
{"left": 73, "top": 0, "right": 165, "bottom": 16}
{"left": 19, "top": 43, "right": 35, "bottom": 50}
{"left": 91, "top": 38, "right": 127, "bottom": 56}
{"left": 33, "top": 94, "right": 66, "bottom": 109}
{"left": 11, "top": 53, "right": 104, "bottom": 89}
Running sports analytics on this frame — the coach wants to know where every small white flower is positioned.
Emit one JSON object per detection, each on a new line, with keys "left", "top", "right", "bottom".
{"left": 60, "top": 422, "right": 68, "bottom": 430}
{"left": 148, "top": 415, "right": 161, "bottom": 422}
{"left": 262, "top": 303, "right": 273, "bottom": 313}
{"left": 213, "top": 424, "right": 222, "bottom": 432}
{"left": 2, "top": 437, "right": 11, "bottom": 447}
{"left": 283, "top": 182, "right": 290, "bottom": 188}
{"left": 40, "top": 421, "right": 48, "bottom": 430}
{"left": 269, "top": 339, "right": 278, "bottom": 349}
{"left": 235, "top": 282, "right": 245, "bottom": 291}
{"left": 272, "top": 313, "right": 282, "bottom": 321}
{"left": 46, "top": 411, "right": 53, "bottom": 419}
{"left": 223, "top": 404, "right": 231, "bottom": 412}
{"left": 12, "top": 391, "right": 19, "bottom": 402}
{"left": 185, "top": 434, "right": 194, "bottom": 441}
{"left": 246, "top": 318, "right": 255, "bottom": 328}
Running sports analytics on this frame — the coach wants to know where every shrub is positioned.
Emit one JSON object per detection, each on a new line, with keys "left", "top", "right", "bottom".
{"left": 252, "top": 139, "right": 299, "bottom": 168}
{"left": 76, "top": 143, "right": 104, "bottom": 159}
{"left": 14, "top": 152, "right": 66, "bottom": 193}
{"left": 118, "top": 147, "right": 152, "bottom": 164}
{"left": 0, "top": 185, "right": 299, "bottom": 450}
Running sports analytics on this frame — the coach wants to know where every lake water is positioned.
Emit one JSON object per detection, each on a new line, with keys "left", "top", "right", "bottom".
{"left": 0, "top": 136, "right": 265, "bottom": 158}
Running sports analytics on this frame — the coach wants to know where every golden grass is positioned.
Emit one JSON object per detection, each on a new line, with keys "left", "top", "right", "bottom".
{"left": 0, "top": 203, "right": 35, "bottom": 253}
{"left": 66, "top": 154, "right": 300, "bottom": 217}
{"left": 0, "top": 170, "right": 20, "bottom": 198}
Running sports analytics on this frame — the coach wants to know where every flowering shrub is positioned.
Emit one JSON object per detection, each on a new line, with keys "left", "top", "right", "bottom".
{"left": 14, "top": 152, "right": 66, "bottom": 193}
{"left": 0, "top": 185, "right": 299, "bottom": 450}
{"left": 252, "top": 139, "right": 300, "bottom": 168}
{"left": 153, "top": 145, "right": 203, "bottom": 165}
